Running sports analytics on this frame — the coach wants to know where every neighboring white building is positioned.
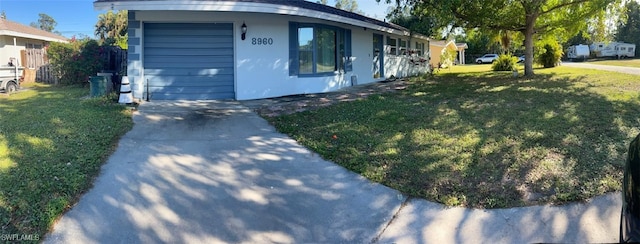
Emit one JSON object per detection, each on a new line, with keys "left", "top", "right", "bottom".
{"left": 94, "top": 0, "right": 431, "bottom": 100}
{"left": 0, "top": 18, "right": 68, "bottom": 67}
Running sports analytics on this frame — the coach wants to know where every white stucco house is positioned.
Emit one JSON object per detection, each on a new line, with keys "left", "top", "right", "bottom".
{"left": 94, "top": 0, "right": 431, "bottom": 100}
{"left": 0, "top": 18, "right": 68, "bottom": 68}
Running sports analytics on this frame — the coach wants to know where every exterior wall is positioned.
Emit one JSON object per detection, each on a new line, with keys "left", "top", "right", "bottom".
{"left": 429, "top": 45, "right": 445, "bottom": 67}
{"left": 0, "top": 36, "right": 47, "bottom": 67}
{"left": 127, "top": 11, "right": 144, "bottom": 98}
{"left": 128, "top": 10, "right": 429, "bottom": 100}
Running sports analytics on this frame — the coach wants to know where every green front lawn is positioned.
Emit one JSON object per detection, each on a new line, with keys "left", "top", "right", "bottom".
{"left": 0, "top": 84, "right": 133, "bottom": 239}
{"left": 268, "top": 66, "right": 639, "bottom": 208}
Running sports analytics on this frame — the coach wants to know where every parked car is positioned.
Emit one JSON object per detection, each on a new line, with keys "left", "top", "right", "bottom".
{"left": 475, "top": 54, "right": 499, "bottom": 64}
{"left": 622, "top": 133, "right": 640, "bottom": 242}
{"left": 517, "top": 55, "right": 525, "bottom": 63}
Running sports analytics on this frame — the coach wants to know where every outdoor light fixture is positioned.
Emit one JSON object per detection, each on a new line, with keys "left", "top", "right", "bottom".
{"left": 241, "top": 22, "right": 247, "bottom": 40}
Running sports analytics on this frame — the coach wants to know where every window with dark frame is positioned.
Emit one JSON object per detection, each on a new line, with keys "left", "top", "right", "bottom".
{"left": 386, "top": 36, "right": 397, "bottom": 55}
{"left": 399, "top": 39, "right": 407, "bottom": 55}
{"left": 289, "top": 22, "right": 352, "bottom": 76}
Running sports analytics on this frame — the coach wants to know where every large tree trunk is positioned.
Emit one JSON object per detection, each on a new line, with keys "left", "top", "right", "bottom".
{"left": 523, "top": 13, "right": 537, "bottom": 76}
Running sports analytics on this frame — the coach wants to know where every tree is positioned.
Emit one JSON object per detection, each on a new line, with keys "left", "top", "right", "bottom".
{"left": 30, "top": 13, "right": 57, "bottom": 32}
{"left": 565, "top": 30, "right": 591, "bottom": 48}
{"left": 616, "top": 1, "right": 640, "bottom": 57}
{"left": 388, "top": 11, "right": 436, "bottom": 37}
{"left": 317, "top": 0, "right": 328, "bottom": 4}
{"left": 335, "top": 0, "right": 361, "bottom": 13}
{"left": 1, "top": 11, "right": 6, "bottom": 19}
{"left": 455, "top": 28, "right": 502, "bottom": 56}
{"left": 382, "top": 0, "right": 613, "bottom": 76}
{"left": 95, "top": 10, "right": 128, "bottom": 48}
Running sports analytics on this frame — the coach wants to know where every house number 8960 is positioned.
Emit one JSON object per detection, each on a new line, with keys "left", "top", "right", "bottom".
{"left": 252, "top": 38, "right": 274, "bottom": 45}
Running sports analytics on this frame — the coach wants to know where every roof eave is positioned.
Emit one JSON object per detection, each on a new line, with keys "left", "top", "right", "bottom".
{"left": 0, "top": 30, "right": 68, "bottom": 43}
{"left": 95, "top": 0, "right": 426, "bottom": 39}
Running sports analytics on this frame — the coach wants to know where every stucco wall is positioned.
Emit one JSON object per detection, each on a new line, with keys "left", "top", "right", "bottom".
{"left": 128, "top": 10, "right": 429, "bottom": 100}
{"left": 0, "top": 36, "right": 46, "bottom": 67}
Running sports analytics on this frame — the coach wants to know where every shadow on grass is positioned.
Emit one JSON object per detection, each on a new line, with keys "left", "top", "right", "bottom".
{"left": 270, "top": 71, "right": 639, "bottom": 208}
{"left": 0, "top": 86, "right": 132, "bottom": 237}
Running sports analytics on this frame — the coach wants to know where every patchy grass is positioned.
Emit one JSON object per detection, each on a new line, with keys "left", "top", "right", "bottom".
{"left": 0, "top": 84, "right": 133, "bottom": 239}
{"left": 588, "top": 58, "right": 640, "bottom": 68}
{"left": 268, "top": 65, "right": 639, "bottom": 208}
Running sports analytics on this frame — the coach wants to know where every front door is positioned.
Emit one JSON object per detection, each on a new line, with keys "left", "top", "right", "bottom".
{"left": 373, "top": 34, "right": 384, "bottom": 78}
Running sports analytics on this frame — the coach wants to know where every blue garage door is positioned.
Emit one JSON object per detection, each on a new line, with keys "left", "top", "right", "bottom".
{"left": 144, "top": 23, "right": 234, "bottom": 100}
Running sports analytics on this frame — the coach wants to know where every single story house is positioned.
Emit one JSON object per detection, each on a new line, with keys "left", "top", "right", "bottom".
{"left": 429, "top": 40, "right": 468, "bottom": 68}
{"left": 94, "top": 0, "right": 431, "bottom": 100}
{"left": 0, "top": 18, "right": 68, "bottom": 68}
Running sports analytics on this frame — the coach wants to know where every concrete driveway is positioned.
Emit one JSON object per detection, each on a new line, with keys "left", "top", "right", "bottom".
{"left": 45, "top": 100, "right": 621, "bottom": 243}
{"left": 45, "top": 101, "right": 404, "bottom": 243}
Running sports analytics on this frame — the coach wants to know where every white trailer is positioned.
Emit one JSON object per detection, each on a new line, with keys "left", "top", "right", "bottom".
{"left": 567, "top": 44, "right": 590, "bottom": 61}
{"left": 616, "top": 43, "right": 636, "bottom": 58}
{"left": 590, "top": 42, "right": 636, "bottom": 58}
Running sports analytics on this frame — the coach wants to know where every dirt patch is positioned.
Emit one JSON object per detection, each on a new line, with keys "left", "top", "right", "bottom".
{"left": 241, "top": 79, "right": 410, "bottom": 117}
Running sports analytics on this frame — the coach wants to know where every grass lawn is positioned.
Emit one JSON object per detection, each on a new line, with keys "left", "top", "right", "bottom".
{"left": 588, "top": 58, "right": 640, "bottom": 68}
{"left": 0, "top": 84, "right": 133, "bottom": 239}
{"left": 268, "top": 65, "right": 640, "bottom": 208}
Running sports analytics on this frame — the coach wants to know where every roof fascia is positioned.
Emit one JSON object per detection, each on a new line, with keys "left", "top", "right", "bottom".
{"left": 95, "top": 0, "right": 426, "bottom": 38}
{"left": 0, "top": 30, "right": 68, "bottom": 43}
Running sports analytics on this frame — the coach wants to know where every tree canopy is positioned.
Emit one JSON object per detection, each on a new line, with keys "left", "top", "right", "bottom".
{"left": 317, "top": 0, "right": 362, "bottom": 14}
{"left": 381, "top": 0, "right": 613, "bottom": 76}
{"left": 616, "top": 0, "right": 640, "bottom": 56}
{"left": 30, "top": 13, "right": 57, "bottom": 33}
{"left": 95, "top": 10, "right": 128, "bottom": 49}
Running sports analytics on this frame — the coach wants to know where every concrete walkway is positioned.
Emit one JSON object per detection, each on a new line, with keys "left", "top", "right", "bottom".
{"left": 563, "top": 61, "right": 640, "bottom": 75}
{"left": 45, "top": 101, "right": 621, "bottom": 243}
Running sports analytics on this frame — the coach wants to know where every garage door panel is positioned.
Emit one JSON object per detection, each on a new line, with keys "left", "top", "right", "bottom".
{"left": 144, "top": 68, "right": 233, "bottom": 76}
{"left": 144, "top": 49, "right": 233, "bottom": 56}
{"left": 145, "top": 29, "right": 233, "bottom": 37}
{"left": 149, "top": 86, "right": 234, "bottom": 94}
{"left": 145, "top": 37, "right": 233, "bottom": 44}
{"left": 145, "top": 63, "right": 233, "bottom": 69}
{"left": 145, "top": 23, "right": 232, "bottom": 31}
{"left": 150, "top": 93, "right": 235, "bottom": 100}
{"left": 144, "top": 42, "right": 233, "bottom": 49}
{"left": 144, "top": 56, "right": 233, "bottom": 65}
{"left": 146, "top": 75, "right": 234, "bottom": 86}
{"left": 144, "top": 23, "right": 234, "bottom": 100}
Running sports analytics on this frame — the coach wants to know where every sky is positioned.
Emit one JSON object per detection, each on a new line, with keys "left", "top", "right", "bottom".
{"left": 0, "top": 0, "right": 395, "bottom": 39}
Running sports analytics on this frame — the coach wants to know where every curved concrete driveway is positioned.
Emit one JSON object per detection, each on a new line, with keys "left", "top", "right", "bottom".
{"left": 45, "top": 101, "right": 621, "bottom": 243}
{"left": 563, "top": 61, "right": 640, "bottom": 75}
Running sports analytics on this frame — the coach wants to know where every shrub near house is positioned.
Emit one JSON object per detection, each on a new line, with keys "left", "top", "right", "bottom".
{"left": 47, "top": 38, "right": 106, "bottom": 85}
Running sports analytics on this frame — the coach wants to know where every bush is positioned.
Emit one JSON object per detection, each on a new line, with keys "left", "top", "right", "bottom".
{"left": 48, "top": 38, "right": 106, "bottom": 85}
{"left": 491, "top": 54, "right": 518, "bottom": 71}
{"left": 535, "top": 38, "right": 563, "bottom": 68}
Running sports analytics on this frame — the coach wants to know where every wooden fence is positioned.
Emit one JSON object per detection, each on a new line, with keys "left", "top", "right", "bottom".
{"left": 20, "top": 49, "right": 58, "bottom": 84}
{"left": 20, "top": 46, "right": 127, "bottom": 85}
{"left": 21, "top": 49, "right": 47, "bottom": 69}
{"left": 103, "top": 47, "right": 127, "bottom": 76}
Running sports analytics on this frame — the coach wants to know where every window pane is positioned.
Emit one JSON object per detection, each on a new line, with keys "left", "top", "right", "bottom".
{"left": 299, "top": 27, "right": 313, "bottom": 74}
{"left": 316, "top": 28, "right": 336, "bottom": 73}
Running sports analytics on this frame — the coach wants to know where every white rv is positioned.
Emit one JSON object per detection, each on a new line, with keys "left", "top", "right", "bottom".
{"left": 567, "top": 44, "right": 590, "bottom": 61}
{"left": 590, "top": 42, "right": 636, "bottom": 58}
{"left": 616, "top": 43, "right": 636, "bottom": 58}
